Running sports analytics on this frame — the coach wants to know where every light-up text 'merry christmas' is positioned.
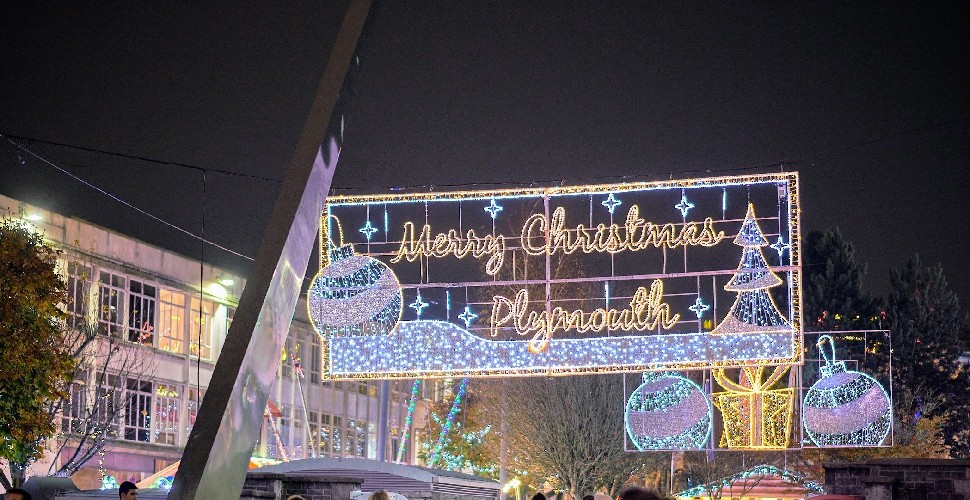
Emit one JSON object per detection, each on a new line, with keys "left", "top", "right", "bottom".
{"left": 392, "top": 205, "right": 725, "bottom": 275}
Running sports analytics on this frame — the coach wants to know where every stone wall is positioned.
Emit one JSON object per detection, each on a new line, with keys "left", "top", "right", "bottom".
{"left": 823, "top": 458, "right": 970, "bottom": 500}
{"left": 242, "top": 472, "right": 363, "bottom": 500}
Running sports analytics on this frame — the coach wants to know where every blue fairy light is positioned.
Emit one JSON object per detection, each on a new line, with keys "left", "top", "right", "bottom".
{"left": 601, "top": 193, "right": 622, "bottom": 214}
{"left": 676, "top": 193, "right": 695, "bottom": 218}
{"left": 484, "top": 199, "right": 504, "bottom": 219}
{"left": 359, "top": 219, "right": 378, "bottom": 240}
{"left": 458, "top": 306, "right": 479, "bottom": 327}
{"left": 689, "top": 296, "right": 710, "bottom": 319}
{"left": 409, "top": 291, "right": 429, "bottom": 318}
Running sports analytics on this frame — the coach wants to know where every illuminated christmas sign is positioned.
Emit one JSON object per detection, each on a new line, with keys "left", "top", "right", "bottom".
{"left": 310, "top": 172, "right": 802, "bottom": 378}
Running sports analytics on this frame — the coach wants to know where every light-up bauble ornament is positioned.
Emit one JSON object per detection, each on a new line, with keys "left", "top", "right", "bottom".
{"left": 803, "top": 335, "right": 891, "bottom": 446}
{"left": 308, "top": 244, "right": 403, "bottom": 337}
{"left": 625, "top": 371, "right": 712, "bottom": 450}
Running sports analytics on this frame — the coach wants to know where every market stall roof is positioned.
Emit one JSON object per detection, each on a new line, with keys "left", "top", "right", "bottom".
{"left": 675, "top": 464, "right": 824, "bottom": 499}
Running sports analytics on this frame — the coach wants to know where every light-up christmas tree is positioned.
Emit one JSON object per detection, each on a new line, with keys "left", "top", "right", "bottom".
{"left": 711, "top": 203, "right": 795, "bottom": 449}
{"left": 713, "top": 203, "right": 792, "bottom": 335}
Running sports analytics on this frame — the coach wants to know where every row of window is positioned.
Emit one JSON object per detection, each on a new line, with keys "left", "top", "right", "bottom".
{"left": 61, "top": 370, "right": 204, "bottom": 447}
{"left": 63, "top": 260, "right": 230, "bottom": 361}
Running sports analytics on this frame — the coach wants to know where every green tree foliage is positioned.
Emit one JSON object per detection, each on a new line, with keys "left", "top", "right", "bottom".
{"left": 887, "top": 255, "right": 970, "bottom": 457}
{"left": 0, "top": 218, "right": 77, "bottom": 488}
{"left": 419, "top": 380, "right": 497, "bottom": 477}
{"left": 802, "top": 228, "right": 880, "bottom": 331}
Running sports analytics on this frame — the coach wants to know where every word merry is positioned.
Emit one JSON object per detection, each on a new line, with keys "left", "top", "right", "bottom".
{"left": 391, "top": 222, "right": 506, "bottom": 275}
{"left": 490, "top": 279, "right": 680, "bottom": 353}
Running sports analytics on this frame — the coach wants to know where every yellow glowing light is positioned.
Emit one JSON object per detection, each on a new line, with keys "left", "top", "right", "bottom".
{"left": 490, "top": 279, "right": 679, "bottom": 353}
{"left": 712, "top": 365, "right": 794, "bottom": 449}
{"left": 521, "top": 205, "right": 725, "bottom": 256}
{"left": 391, "top": 221, "right": 506, "bottom": 275}
{"left": 315, "top": 172, "right": 804, "bottom": 380}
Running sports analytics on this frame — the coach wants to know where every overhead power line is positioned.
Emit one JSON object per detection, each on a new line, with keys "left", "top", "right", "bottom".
{"left": 2, "top": 133, "right": 255, "bottom": 262}
{"left": 0, "top": 132, "right": 282, "bottom": 183}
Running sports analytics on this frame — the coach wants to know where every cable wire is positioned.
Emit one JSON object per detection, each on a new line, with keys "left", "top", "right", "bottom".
{"left": 2, "top": 133, "right": 255, "bottom": 261}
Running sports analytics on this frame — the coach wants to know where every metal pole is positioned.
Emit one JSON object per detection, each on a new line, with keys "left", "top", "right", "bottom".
{"left": 377, "top": 380, "right": 390, "bottom": 461}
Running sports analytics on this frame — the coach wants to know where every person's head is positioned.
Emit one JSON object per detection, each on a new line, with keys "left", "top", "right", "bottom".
{"left": 4, "top": 488, "right": 32, "bottom": 500}
{"left": 583, "top": 495, "right": 595, "bottom": 500}
{"left": 118, "top": 481, "right": 137, "bottom": 499}
{"left": 367, "top": 490, "right": 390, "bottom": 500}
{"left": 530, "top": 494, "right": 546, "bottom": 500}
{"left": 616, "top": 487, "right": 663, "bottom": 500}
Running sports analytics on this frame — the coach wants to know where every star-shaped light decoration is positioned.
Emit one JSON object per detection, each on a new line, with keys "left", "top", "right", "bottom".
{"left": 688, "top": 296, "right": 710, "bottom": 319}
{"left": 484, "top": 198, "right": 504, "bottom": 219}
{"left": 601, "top": 193, "right": 622, "bottom": 214}
{"left": 770, "top": 235, "right": 791, "bottom": 262}
{"left": 675, "top": 193, "right": 695, "bottom": 218}
{"left": 458, "top": 306, "right": 479, "bottom": 328}
{"left": 409, "top": 291, "right": 429, "bottom": 318}
{"left": 359, "top": 219, "right": 378, "bottom": 240}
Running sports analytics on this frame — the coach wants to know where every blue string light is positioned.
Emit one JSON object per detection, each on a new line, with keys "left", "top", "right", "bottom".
{"left": 484, "top": 199, "right": 504, "bottom": 219}
{"left": 359, "top": 219, "right": 378, "bottom": 240}
{"left": 675, "top": 193, "right": 695, "bottom": 218}
{"left": 601, "top": 193, "right": 622, "bottom": 214}
{"left": 458, "top": 306, "right": 478, "bottom": 328}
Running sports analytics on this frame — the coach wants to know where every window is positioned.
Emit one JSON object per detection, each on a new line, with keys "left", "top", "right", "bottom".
{"left": 319, "top": 414, "right": 332, "bottom": 457}
{"left": 282, "top": 338, "right": 294, "bottom": 378}
{"left": 187, "top": 387, "right": 204, "bottom": 436}
{"left": 308, "top": 411, "right": 319, "bottom": 457}
{"left": 61, "top": 369, "right": 88, "bottom": 434}
{"left": 310, "top": 336, "right": 321, "bottom": 384}
{"left": 189, "top": 297, "right": 214, "bottom": 360}
{"left": 332, "top": 416, "right": 343, "bottom": 455}
{"left": 65, "top": 262, "right": 92, "bottom": 330}
{"left": 94, "top": 373, "right": 123, "bottom": 438}
{"left": 124, "top": 377, "right": 153, "bottom": 442}
{"left": 347, "top": 419, "right": 367, "bottom": 457}
{"left": 158, "top": 290, "right": 186, "bottom": 354}
{"left": 154, "top": 384, "right": 180, "bottom": 446}
{"left": 128, "top": 280, "right": 157, "bottom": 346}
{"left": 97, "top": 271, "right": 126, "bottom": 337}
{"left": 291, "top": 407, "right": 304, "bottom": 459}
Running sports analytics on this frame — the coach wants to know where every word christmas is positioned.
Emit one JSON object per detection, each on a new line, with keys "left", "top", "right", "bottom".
{"left": 392, "top": 205, "right": 725, "bottom": 275}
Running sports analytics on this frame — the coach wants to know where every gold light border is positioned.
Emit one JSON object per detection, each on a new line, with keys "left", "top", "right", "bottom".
{"left": 319, "top": 171, "right": 803, "bottom": 379}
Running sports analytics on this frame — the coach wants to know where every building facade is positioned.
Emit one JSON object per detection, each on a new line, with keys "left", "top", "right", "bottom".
{"left": 1, "top": 195, "right": 442, "bottom": 487}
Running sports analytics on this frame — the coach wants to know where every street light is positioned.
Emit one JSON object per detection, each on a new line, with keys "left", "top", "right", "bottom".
{"left": 503, "top": 478, "right": 522, "bottom": 500}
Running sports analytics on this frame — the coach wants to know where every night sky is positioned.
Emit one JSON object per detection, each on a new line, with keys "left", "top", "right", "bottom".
{"left": 1, "top": 2, "right": 968, "bottom": 304}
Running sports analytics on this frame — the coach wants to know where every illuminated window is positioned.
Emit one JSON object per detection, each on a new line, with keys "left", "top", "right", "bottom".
{"left": 320, "top": 414, "right": 332, "bottom": 456}
{"left": 124, "top": 377, "right": 153, "bottom": 442}
{"left": 333, "top": 416, "right": 343, "bottom": 455}
{"left": 189, "top": 297, "right": 214, "bottom": 360}
{"left": 128, "top": 280, "right": 156, "bottom": 346}
{"left": 308, "top": 411, "right": 319, "bottom": 456}
{"left": 158, "top": 290, "right": 185, "bottom": 354}
{"left": 97, "top": 271, "right": 126, "bottom": 337}
{"left": 153, "top": 384, "right": 180, "bottom": 446}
